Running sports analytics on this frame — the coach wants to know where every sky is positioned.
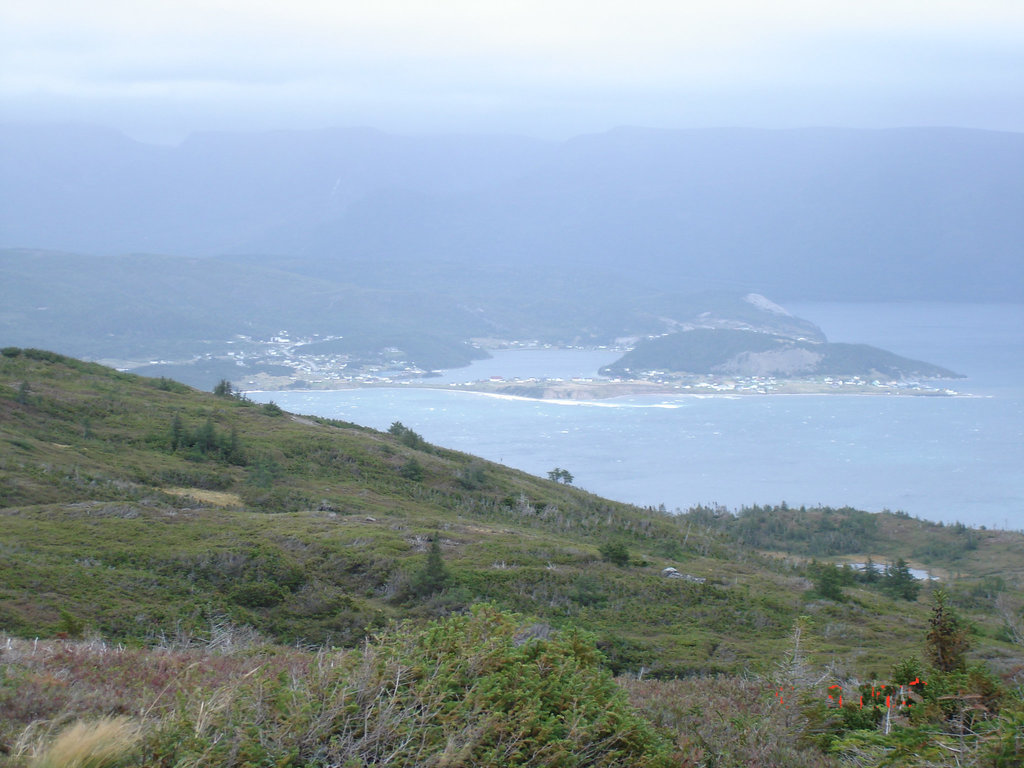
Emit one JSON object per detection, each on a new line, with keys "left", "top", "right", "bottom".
{"left": 2, "top": 1, "right": 1023, "bottom": 143}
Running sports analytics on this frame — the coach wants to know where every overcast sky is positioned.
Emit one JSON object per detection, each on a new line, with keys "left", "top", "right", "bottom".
{"left": 2, "top": 1, "right": 1022, "bottom": 143}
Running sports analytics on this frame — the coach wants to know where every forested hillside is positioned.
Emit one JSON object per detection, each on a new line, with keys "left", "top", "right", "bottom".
{"left": 602, "top": 329, "right": 962, "bottom": 380}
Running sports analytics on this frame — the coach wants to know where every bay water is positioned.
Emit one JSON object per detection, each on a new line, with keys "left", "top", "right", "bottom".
{"left": 248, "top": 303, "right": 1024, "bottom": 530}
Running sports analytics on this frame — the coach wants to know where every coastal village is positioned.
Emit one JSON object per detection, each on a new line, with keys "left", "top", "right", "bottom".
{"left": 169, "top": 331, "right": 965, "bottom": 398}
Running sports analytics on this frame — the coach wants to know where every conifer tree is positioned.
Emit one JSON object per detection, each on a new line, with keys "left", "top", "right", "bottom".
{"left": 412, "top": 533, "right": 449, "bottom": 597}
{"left": 881, "top": 558, "right": 920, "bottom": 600}
{"left": 225, "top": 426, "right": 243, "bottom": 463}
{"left": 926, "top": 589, "right": 969, "bottom": 672}
{"left": 809, "top": 561, "right": 845, "bottom": 601}
{"left": 170, "top": 414, "right": 184, "bottom": 451}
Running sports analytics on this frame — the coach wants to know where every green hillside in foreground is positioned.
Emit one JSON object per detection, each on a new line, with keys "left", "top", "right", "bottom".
{"left": 1, "top": 348, "right": 1022, "bottom": 767}
{"left": 0, "top": 347, "right": 1020, "bottom": 669}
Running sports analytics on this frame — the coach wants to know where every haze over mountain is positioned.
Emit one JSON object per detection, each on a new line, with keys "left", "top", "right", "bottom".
{"left": 2, "top": 123, "right": 1021, "bottom": 304}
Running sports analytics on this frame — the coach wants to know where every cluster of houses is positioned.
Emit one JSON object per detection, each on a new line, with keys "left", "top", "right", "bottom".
{"left": 660, "top": 567, "right": 706, "bottom": 583}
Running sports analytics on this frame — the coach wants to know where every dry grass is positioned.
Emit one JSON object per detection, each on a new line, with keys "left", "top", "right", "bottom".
{"left": 18, "top": 717, "right": 141, "bottom": 768}
{"left": 161, "top": 487, "right": 244, "bottom": 506}
{"left": 0, "top": 633, "right": 302, "bottom": 754}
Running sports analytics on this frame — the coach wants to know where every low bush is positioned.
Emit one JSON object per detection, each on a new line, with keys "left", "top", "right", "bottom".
{"left": 48, "top": 606, "right": 671, "bottom": 768}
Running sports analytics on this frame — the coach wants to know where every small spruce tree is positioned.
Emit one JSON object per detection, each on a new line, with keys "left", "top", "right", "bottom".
{"left": 169, "top": 414, "right": 184, "bottom": 451}
{"left": 809, "top": 561, "right": 845, "bottom": 601}
{"left": 225, "top": 426, "right": 243, "bottom": 463}
{"left": 861, "top": 556, "right": 881, "bottom": 584}
{"left": 881, "top": 557, "right": 920, "bottom": 601}
{"left": 412, "top": 533, "right": 450, "bottom": 597}
{"left": 926, "top": 589, "right": 969, "bottom": 672}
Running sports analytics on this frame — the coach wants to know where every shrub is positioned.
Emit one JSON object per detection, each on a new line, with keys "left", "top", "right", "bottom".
{"left": 55, "top": 609, "right": 85, "bottom": 638}
{"left": 22, "top": 349, "right": 65, "bottom": 364}
{"left": 399, "top": 457, "right": 424, "bottom": 481}
{"left": 571, "top": 574, "right": 609, "bottom": 607}
{"left": 131, "top": 606, "right": 674, "bottom": 767}
{"left": 390, "top": 605, "right": 673, "bottom": 766}
{"left": 456, "top": 460, "right": 487, "bottom": 489}
{"left": 228, "top": 580, "right": 288, "bottom": 608}
{"left": 599, "top": 541, "right": 630, "bottom": 567}
{"left": 624, "top": 676, "right": 839, "bottom": 768}
{"left": 388, "top": 420, "right": 428, "bottom": 450}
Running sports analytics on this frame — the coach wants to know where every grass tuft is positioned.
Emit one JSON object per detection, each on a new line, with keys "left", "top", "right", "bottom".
{"left": 22, "top": 717, "right": 141, "bottom": 768}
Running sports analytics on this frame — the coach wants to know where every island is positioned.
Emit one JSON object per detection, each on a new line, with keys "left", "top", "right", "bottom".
{"left": 600, "top": 328, "right": 962, "bottom": 381}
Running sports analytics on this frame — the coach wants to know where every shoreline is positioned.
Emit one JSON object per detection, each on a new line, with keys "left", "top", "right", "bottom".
{"left": 244, "top": 376, "right": 969, "bottom": 401}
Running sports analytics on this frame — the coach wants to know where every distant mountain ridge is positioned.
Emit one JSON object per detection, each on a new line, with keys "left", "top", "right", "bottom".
{"left": 1, "top": 123, "right": 1021, "bottom": 302}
